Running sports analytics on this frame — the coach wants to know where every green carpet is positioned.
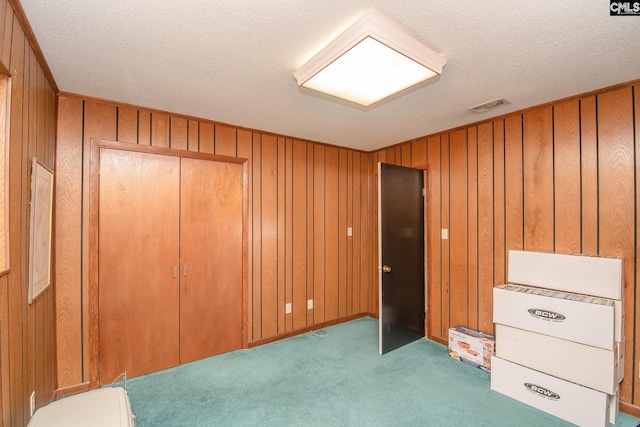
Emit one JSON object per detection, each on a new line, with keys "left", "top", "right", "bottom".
{"left": 125, "top": 317, "right": 639, "bottom": 426}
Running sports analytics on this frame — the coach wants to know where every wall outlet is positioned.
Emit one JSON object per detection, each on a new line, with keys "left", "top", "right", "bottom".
{"left": 30, "top": 391, "right": 35, "bottom": 417}
{"left": 441, "top": 229, "right": 449, "bottom": 240}
{"left": 285, "top": 303, "right": 292, "bottom": 314}
{"left": 307, "top": 299, "right": 314, "bottom": 309}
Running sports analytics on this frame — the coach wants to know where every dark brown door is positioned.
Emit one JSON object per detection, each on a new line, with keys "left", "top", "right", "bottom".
{"left": 179, "top": 158, "right": 243, "bottom": 363}
{"left": 378, "top": 163, "right": 425, "bottom": 354}
{"left": 98, "top": 149, "right": 181, "bottom": 383}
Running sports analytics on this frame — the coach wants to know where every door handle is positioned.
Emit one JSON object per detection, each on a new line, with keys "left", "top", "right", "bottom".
{"left": 382, "top": 265, "right": 392, "bottom": 273}
{"left": 183, "top": 265, "right": 188, "bottom": 277}
{"left": 173, "top": 266, "right": 178, "bottom": 278}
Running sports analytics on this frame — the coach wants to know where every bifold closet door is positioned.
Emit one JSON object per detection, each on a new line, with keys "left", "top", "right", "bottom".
{"left": 179, "top": 158, "right": 243, "bottom": 363}
{"left": 98, "top": 149, "right": 181, "bottom": 383}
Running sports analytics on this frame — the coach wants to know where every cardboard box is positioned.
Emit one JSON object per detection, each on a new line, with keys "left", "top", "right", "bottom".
{"left": 493, "top": 284, "right": 616, "bottom": 350}
{"left": 508, "top": 250, "right": 623, "bottom": 300}
{"left": 495, "top": 324, "right": 622, "bottom": 394}
{"left": 448, "top": 325, "right": 494, "bottom": 372}
{"left": 609, "top": 389, "right": 620, "bottom": 424}
{"left": 491, "top": 356, "right": 612, "bottom": 427}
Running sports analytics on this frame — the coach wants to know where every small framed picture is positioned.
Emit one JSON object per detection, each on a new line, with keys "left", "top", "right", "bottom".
{"left": 28, "top": 157, "right": 54, "bottom": 304}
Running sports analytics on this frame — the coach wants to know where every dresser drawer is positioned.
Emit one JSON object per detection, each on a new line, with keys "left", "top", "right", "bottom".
{"left": 495, "top": 324, "right": 622, "bottom": 394}
{"left": 493, "top": 284, "right": 616, "bottom": 350}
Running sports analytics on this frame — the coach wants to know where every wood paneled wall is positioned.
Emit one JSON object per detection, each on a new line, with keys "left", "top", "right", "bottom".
{"left": 55, "top": 94, "right": 375, "bottom": 390}
{"left": 373, "top": 82, "right": 640, "bottom": 407}
{"left": 0, "top": 0, "right": 57, "bottom": 425}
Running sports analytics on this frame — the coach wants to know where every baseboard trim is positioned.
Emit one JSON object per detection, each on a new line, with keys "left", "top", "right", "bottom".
{"left": 620, "top": 401, "right": 640, "bottom": 418}
{"left": 428, "top": 334, "right": 447, "bottom": 346}
{"left": 54, "top": 382, "right": 90, "bottom": 400}
{"left": 248, "top": 313, "right": 376, "bottom": 348}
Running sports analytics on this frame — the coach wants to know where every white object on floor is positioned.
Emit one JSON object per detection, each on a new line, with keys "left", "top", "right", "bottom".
{"left": 28, "top": 387, "right": 135, "bottom": 427}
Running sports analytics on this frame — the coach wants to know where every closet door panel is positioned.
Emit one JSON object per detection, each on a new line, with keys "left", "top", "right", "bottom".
{"left": 180, "top": 158, "right": 243, "bottom": 363}
{"left": 98, "top": 149, "right": 180, "bottom": 383}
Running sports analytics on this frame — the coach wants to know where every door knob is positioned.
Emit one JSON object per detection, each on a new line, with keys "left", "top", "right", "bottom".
{"left": 382, "top": 265, "right": 392, "bottom": 273}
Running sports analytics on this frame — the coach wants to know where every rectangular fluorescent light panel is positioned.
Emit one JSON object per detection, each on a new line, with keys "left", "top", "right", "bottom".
{"left": 293, "top": 14, "right": 446, "bottom": 107}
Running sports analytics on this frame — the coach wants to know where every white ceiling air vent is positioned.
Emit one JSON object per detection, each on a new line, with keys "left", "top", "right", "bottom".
{"left": 468, "top": 98, "right": 510, "bottom": 114}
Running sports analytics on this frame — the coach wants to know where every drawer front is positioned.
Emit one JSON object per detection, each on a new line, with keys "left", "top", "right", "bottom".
{"left": 491, "top": 356, "right": 610, "bottom": 427}
{"left": 495, "top": 324, "right": 620, "bottom": 394}
{"left": 493, "top": 286, "right": 615, "bottom": 350}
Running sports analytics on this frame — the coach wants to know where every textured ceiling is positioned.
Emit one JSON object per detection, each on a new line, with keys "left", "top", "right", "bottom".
{"left": 18, "top": 0, "right": 640, "bottom": 151}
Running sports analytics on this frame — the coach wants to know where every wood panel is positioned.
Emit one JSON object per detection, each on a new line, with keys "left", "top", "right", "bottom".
{"left": 493, "top": 119, "right": 506, "bottom": 287}
{"left": 151, "top": 112, "right": 169, "bottom": 148}
{"left": 523, "top": 107, "right": 554, "bottom": 251}
{"left": 346, "top": 151, "right": 354, "bottom": 314}
{"left": 215, "top": 125, "right": 237, "bottom": 157}
{"left": 411, "top": 138, "right": 427, "bottom": 169}
{"left": 360, "top": 155, "right": 372, "bottom": 312}
{"left": 170, "top": 116, "right": 187, "bottom": 150}
{"left": 251, "top": 134, "right": 262, "bottom": 340}
{"left": 440, "top": 135, "right": 450, "bottom": 338}
{"left": 427, "top": 136, "right": 442, "bottom": 339}
{"left": 284, "top": 139, "right": 294, "bottom": 331}
{"left": 597, "top": 87, "right": 634, "bottom": 402}
{"left": 306, "top": 144, "right": 314, "bottom": 325}
{"left": 260, "top": 135, "right": 278, "bottom": 338}
{"left": 352, "top": 152, "right": 362, "bottom": 314}
{"left": 504, "top": 115, "right": 523, "bottom": 257}
{"left": 199, "top": 122, "right": 214, "bottom": 154}
{"left": 553, "top": 100, "right": 581, "bottom": 253}
{"left": 292, "top": 140, "right": 307, "bottom": 329}
{"left": 117, "top": 107, "right": 137, "bottom": 144}
{"left": 476, "top": 123, "right": 493, "bottom": 334}
{"left": 277, "top": 138, "right": 286, "bottom": 333}
{"left": 137, "top": 110, "right": 151, "bottom": 145}
{"left": 325, "top": 147, "right": 339, "bottom": 321}
{"left": 188, "top": 120, "right": 199, "bottom": 152}
{"left": 55, "top": 96, "right": 83, "bottom": 389}
{"left": 12, "top": 21, "right": 28, "bottom": 424}
{"left": 448, "top": 130, "right": 467, "bottom": 328}
{"left": 338, "top": 149, "right": 348, "bottom": 317}
{"left": 580, "top": 96, "right": 598, "bottom": 255}
{"left": 466, "top": 128, "right": 478, "bottom": 330}
{"left": 0, "top": 2, "right": 58, "bottom": 423}
{"left": 313, "top": 144, "right": 325, "bottom": 323}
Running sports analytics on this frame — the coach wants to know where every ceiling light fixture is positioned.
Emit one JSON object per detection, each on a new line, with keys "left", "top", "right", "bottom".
{"left": 293, "top": 14, "right": 446, "bottom": 107}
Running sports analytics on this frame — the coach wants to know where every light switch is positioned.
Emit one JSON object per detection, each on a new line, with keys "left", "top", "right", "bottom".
{"left": 347, "top": 227, "right": 353, "bottom": 237}
{"left": 285, "top": 303, "right": 292, "bottom": 314}
{"left": 441, "top": 229, "right": 449, "bottom": 240}
{"left": 307, "top": 299, "right": 314, "bottom": 309}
